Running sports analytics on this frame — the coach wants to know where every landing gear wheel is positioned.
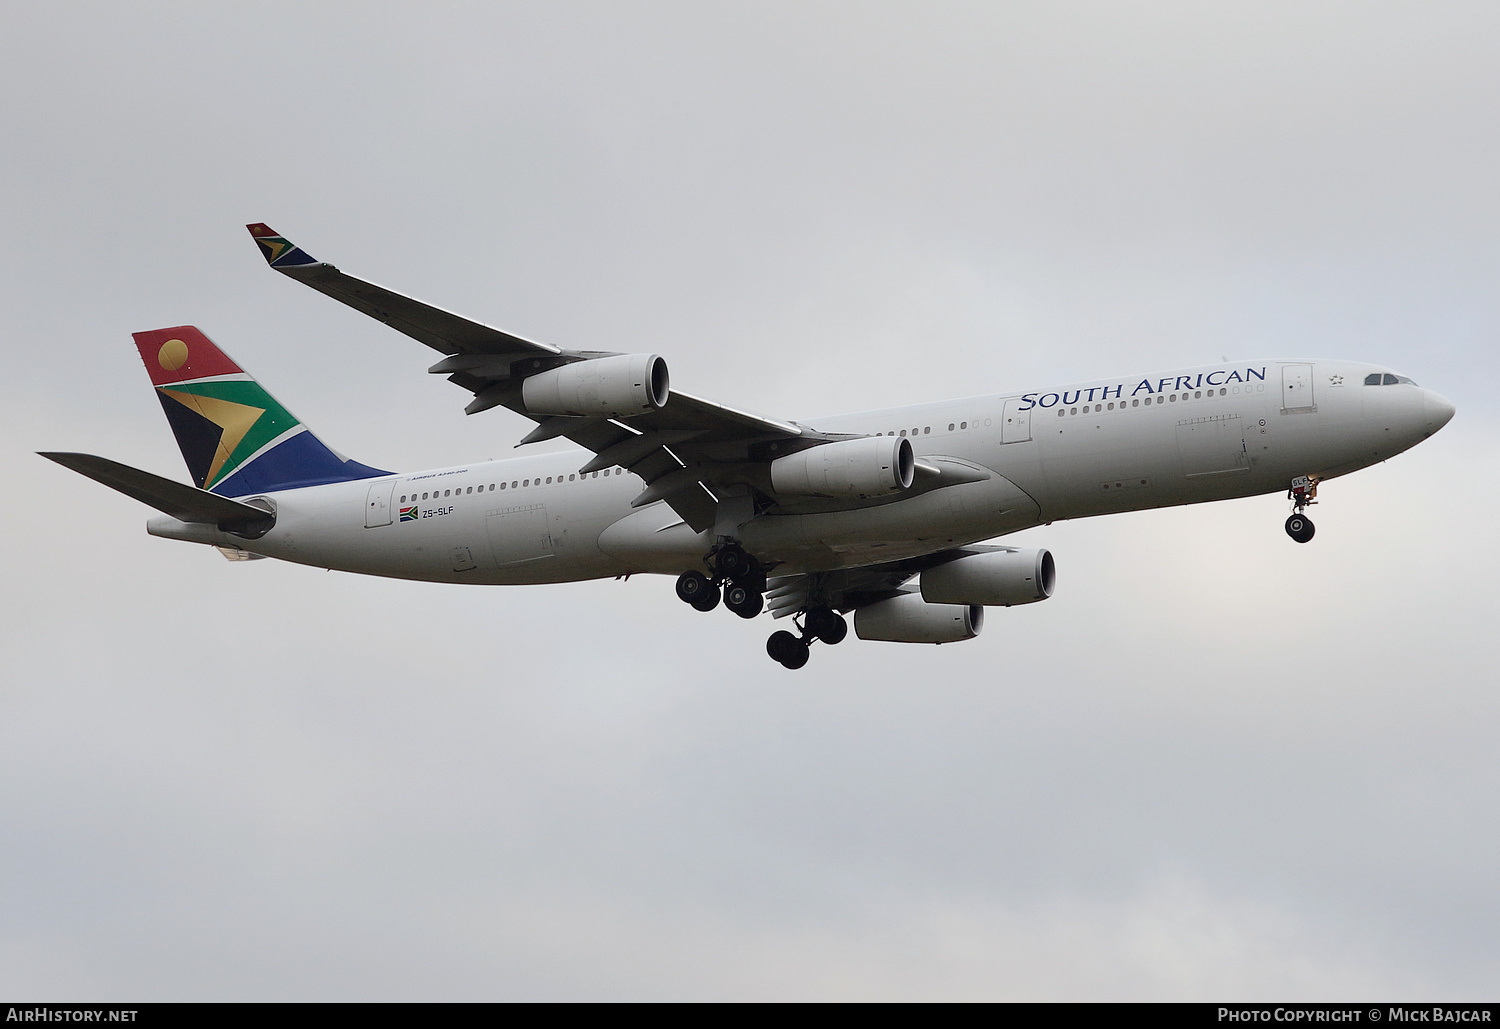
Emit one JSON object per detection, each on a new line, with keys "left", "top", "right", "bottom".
{"left": 766, "top": 630, "right": 810, "bottom": 669}
{"left": 676, "top": 570, "right": 713, "bottom": 605}
{"left": 690, "top": 582, "right": 722, "bottom": 612}
{"left": 713, "top": 544, "right": 749, "bottom": 579}
{"left": 724, "top": 584, "right": 764, "bottom": 619}
{"left": 1285, "top": 514, "right": 1316, "bottom": 544}
{"left": 803, "top": 608, "right": 848, "bottom": 645}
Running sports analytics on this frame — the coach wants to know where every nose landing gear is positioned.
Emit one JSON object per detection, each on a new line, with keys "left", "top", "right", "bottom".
{"left": 1285, "top": 475, "right": 1318, "bottom": 543}
{"left": 1285, "top": 513, "right": 1315, "bottom": 543}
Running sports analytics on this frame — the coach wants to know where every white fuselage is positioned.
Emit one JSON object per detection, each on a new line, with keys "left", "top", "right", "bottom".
{"left": 148, "top": 359, "right": 1453, "bottom": 583}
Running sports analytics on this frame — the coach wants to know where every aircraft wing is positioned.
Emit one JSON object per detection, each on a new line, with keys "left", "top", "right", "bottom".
{"left": 39, "top": 452, "right": 275, "bottom": 530}
{"left": 249, "top": 224, "right": 816, "bottom": 532}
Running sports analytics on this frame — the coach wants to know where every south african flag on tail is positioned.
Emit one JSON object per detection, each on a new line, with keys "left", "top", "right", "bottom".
{"left": 131, "top": 326, "right": 389, "bottom": 497}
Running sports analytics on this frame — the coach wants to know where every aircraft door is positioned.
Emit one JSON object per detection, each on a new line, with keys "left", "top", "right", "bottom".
{"left": 1177, "top": 415, "right": 1249, "bottom": 477}
{"left": 1001, "top": 398, "right": 1033, "bottom": 444}
{"left": 365, "top": 480, "right": 395, "bottom": 527}
{"left": 487, "top": 505, "right": 554, "bottom": 566}
{"left": 1281, "top": 364, "right": 1316, "bottom": 412}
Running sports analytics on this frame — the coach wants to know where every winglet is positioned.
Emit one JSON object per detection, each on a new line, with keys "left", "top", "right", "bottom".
{"left": 246, "top": 223, "right": 321, "bottom": 269}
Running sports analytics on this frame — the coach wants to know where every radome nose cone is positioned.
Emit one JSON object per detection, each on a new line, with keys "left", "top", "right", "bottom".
{"left": 1424, "top": 390, "right": 1456, "bottom": 432}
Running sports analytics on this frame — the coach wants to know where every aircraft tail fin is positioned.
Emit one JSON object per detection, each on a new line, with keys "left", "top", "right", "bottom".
{"left": 130, "top": 326, "right": 388, "bottom": 496}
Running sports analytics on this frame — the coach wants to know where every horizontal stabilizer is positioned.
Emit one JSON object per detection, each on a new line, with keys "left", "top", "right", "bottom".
{"left": 38, "top": 452, "right": 273, "bottom": 528}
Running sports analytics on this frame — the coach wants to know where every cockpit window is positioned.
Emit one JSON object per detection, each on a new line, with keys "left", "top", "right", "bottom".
{"left": 1383, "top": 373, "right": 1399, "bottom": 385}
{"left": 1365, "top": 373, "right": 1382, "bottom": 385}
{"left": 1366, "top": 372, "right": 1420, "bottom": 386}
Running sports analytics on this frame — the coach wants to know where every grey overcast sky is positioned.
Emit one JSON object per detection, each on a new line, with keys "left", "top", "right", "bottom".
{"left": 2, "top": 1, "right": 1497, "bottom": 1000}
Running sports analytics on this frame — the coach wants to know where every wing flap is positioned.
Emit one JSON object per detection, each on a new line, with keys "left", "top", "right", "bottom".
{"left": 766, "top": 545, "right": 1026, "bottom": 617}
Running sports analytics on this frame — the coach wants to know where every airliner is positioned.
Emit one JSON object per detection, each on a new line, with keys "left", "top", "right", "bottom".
{"left": 42, "top": 224, "right": 1456, "bottom": 668}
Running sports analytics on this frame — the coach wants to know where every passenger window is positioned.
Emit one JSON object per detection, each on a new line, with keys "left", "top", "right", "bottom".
{"left": 1058, "top": 410, "right": 1065, "bottom": 417}
{"left": 422, "top": 492, "right": 429, "bottom": 500}
{"left": 923, "top": 426, "right": 930, "bottom": 434}
{"left": 961, "top": 422, "right": 967, "bottom": 429}
{"left": 900, "top": 430, "right": 907, "bottom": 436}
{"left": 948, "top": 423, "right": 955, "bottom": 431}
{"left": 1107, "top": 403, "right": 1114, "bottom": 410}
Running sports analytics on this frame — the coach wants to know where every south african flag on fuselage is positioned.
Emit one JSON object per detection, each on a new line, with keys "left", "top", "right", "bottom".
{"left": 399, "top": 506, "right": 418, "bottom": 522}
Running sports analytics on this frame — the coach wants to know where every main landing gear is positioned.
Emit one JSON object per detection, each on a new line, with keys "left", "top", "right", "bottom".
{"left": 1285, "top": 475, "right": 1317, "bottom": 543}
{"left": 674, "top": 544, "right": 847, "bottom": 670}
{"left": 766, "top": 607, "right": 848, "bottom": 670}
{"left": 674, "top": 543, "right": 766, "bottom": 619}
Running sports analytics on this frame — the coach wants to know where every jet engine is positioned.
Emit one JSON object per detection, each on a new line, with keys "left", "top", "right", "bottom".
{"left": 522, "top": 354, "right": 670, "bottom": 417}
{"left": 853, "top": 593, "right": 983, "bottom": 644}
{"left": 919, "top": 548, "right": 1055, "bottom": 607}
{"left": 770, "top": 436, "right": 914, "bottom": 499}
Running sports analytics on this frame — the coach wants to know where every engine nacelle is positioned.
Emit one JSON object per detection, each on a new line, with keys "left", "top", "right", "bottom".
{"left": 853, "top": 593, "right": 983, "bottom": 644}
{"left": 770, "top": 436, "right": 914, "bottom": 499}
{"left": 521, "top": 354, "right": 669, "bottom": 417}
{"left": 920, "top": 548, "right": 1055, "bottom": 607}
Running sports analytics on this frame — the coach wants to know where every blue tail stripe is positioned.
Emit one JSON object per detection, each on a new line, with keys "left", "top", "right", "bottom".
{"left": 209, "top": 430, "right": 389, "bottom": 496}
